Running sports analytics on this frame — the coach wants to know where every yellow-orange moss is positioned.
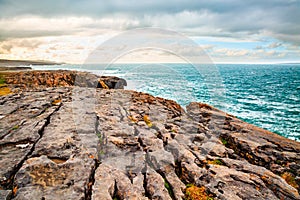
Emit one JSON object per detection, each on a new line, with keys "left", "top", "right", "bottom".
{"left": 13, "top": 186, "right": 17, "bottom": 196}
{"left": 0, "top": 86, "right": 11, "bottom": 96}
{"left": 184, "top": 184, "right": 213, "bottom": 200}
{"left": 51, "top": 99, "right": 62, "bottom": 106}
{"left": 128, "top": 115, "right": 138, "bottom": 123}
{"left": 143, "top": 115, "right": 152, "bottom": 127}
{"left": 99, "top": 80, "right": 109, "bottom": 89}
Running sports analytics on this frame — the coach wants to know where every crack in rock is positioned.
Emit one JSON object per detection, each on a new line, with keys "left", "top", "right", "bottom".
{"left": 0, "top": 73, "right": 299, "bottom": 200}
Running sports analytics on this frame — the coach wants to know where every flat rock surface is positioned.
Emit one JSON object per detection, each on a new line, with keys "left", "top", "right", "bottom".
{"left": 0, "top": 74, "right": 299, "bottom": 199}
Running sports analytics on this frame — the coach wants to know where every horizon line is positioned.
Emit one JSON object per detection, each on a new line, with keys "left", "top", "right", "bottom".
{"left": 1, "top": 58, "right": 300, "bottom": 65}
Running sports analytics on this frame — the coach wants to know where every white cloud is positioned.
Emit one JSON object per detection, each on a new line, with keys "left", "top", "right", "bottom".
{"left": 214, "top": 48, "right": 249, "bottom": 57}
{"left": 0, "top": 0, "right": 299, "bottom": 63}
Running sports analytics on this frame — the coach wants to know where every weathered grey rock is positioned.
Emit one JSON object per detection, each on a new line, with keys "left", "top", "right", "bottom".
{"left": 14, "top": 154, "right": 95, "bottom": 200}
{"left": 146, "top": 167, "right": 172, "bottom": 200}
{"left": 92, "top": 163, "right": 148, "bottom": 200}
{"left": 0, "top": 71, "right": 299, "bottom": 199}
{"left": 91, "top": 164, "right": 116, "bottom": 200}
{"left": 0, "top": 87, "right": 71, "bottom": 190}
{"left": 0, "top": 190, "right": 12, "bottom": 200}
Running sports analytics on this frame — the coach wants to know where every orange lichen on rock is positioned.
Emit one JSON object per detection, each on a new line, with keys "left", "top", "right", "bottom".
{"left": 99, "top": 80, "right": 109, "bottom": 89}
{"left": 143, "top": 115, "right": 152, "bottom": 127}
{"left": 128, "top": 115, "right": 138, "bottom": 123}
{"left": 29, "top": 165, "right": 67, "bottom": 187}
{"left": 184, "top": 184, "right": 213, "bottom": 200}
{"left": 0, "top": 86, "right": 11, "bottom": 96}
{"left": 197, "top": 102, "right": 214, "bottom": 110}
{"left": 51, "top": 99, "right": 62, "bottom": 106}
{"left": 13, "top": 186, "right": 18, "bottom": 196}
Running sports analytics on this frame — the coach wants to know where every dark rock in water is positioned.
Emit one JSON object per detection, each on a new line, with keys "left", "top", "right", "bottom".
{"left": 0, "top": 71, "right": 299, "bottom": 199}
{"left": 75, "top": 73, "right": 127, "bottom": 89}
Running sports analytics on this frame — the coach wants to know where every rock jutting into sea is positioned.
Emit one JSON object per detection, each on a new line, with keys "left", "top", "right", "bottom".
{"left": 0, "top": 70, "right": 299, "bottom": 200}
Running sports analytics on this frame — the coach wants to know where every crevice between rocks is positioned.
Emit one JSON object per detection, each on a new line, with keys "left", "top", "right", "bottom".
{"left": 149, "top": 125, "right": 187, "bottom": 199}
{"left": 31, "top": 104, "right": 52, "bottom": 119}
{"left": 85, "top": 114, "right": 101, "bottom": 200}
{"left": 111, "top": 180, "right": 120, "bottom": 200}
{"left": 236, "top": 167, "right": 299, "bottom": 200}
{"left": 137, "top": 132, "right": 152, "bottom": 198}
{"left": 220, "top": 133, "right": 297, "bottom": 187}
{"left": 7, "top": 104, "right": 62, "bottom": 199}
{"left": 85, "top": 159, "right": 100, "bottom": 200}
{"left": 37, "top": 105, "right": 61, "bottom": 138}
{"left": 137, "top": 132, "right": 170, "bottom": 199}
{"left": 145, "top": 150, "right": 176, "bottom": 199}
{"left": 151, "top": 125, "right": 169, "bottom": 152}
{"left": 142, "top": 166, "right": 151, "bottom": 199}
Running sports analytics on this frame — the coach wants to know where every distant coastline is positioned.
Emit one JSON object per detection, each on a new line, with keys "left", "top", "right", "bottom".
{"left": 0, "top": 59, "right": 63, "bottom": 71}
{"left": 0, "top": 59, "right": 62, "bottom": 67}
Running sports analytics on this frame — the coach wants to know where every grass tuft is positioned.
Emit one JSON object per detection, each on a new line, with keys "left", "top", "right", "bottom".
{"left": 164, "top": 178, "right": 175, "bottom": 198}
{"left": 0, "top": 76, "right": 5, "bottom": 84}
{"left": 207, "top": 159, "right": 224, "bottom": 165}
{"left": 220, "top": 137, "right": 228, "bottom": 145}
{"left": 281, "top": 172, "right": 298, "bottom": 189}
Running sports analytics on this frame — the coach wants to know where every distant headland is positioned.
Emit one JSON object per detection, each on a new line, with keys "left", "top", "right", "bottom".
{"left": 0, "top": 59, "right": 63, "bottom": 71}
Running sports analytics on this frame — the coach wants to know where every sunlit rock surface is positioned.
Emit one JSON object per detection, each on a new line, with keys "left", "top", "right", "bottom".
{"left": 0, "top": 71, "right": 299, "bottom": 200}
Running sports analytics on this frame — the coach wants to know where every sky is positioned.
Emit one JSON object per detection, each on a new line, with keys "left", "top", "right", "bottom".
{"left": 0, "top": 0, "right": 299, "bottom": 64}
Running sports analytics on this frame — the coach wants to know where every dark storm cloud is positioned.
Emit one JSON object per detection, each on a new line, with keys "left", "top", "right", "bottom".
{"left": 0, "top": 0, "right": 296, "bottom": 17}
{"left": 0, "top": 0, "right": 231, "bottom": 17}
{"left": 0, "top": 0, "right": 299, "bottom": 45}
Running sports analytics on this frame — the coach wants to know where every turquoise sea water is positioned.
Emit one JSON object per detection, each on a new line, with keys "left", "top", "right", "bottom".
{"left": 33, "top": 64, "right": 300, "bottom": 140}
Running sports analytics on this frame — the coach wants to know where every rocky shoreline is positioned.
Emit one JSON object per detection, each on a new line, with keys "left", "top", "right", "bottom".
{"left": 0, "top": 70, "right": 299, "bottom": 199}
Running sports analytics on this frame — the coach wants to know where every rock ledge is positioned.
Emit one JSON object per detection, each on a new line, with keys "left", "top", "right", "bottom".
{"left": 0, "top": 70, "right": 299, "bottom": 200}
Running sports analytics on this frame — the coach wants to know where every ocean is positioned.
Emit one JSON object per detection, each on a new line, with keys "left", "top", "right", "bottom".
{"left": 32, "top": 63, "right": 300, "bottom": 141}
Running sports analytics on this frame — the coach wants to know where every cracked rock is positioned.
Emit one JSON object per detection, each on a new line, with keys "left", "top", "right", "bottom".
{"left": 0, "top": 71, "right": 299, "bottom": 200}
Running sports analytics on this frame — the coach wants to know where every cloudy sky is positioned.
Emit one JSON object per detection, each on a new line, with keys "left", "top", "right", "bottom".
{"left": 0, "top": 0, "right": 299, "bottom": 63}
